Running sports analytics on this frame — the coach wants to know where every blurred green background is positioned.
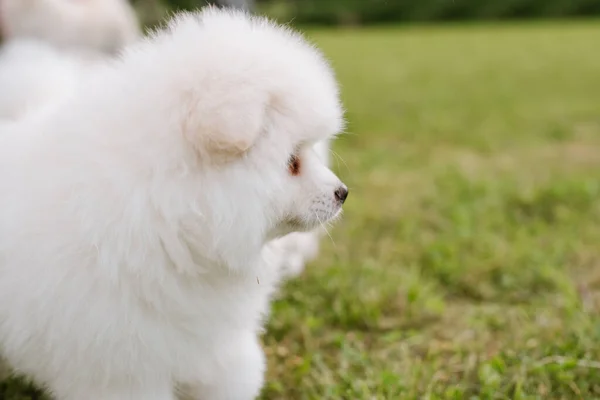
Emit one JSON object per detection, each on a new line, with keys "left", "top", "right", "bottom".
{"left": 134, "top": 0, "right": 600, "bottom": 27}
{"left": 4, "top": 1, "right": 600, "bottom": 399}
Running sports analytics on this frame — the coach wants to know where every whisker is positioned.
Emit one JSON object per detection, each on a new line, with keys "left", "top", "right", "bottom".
{"left": 315, "top": 212, "right": 336, "bottom": 247}
{"left": 329, "top": 149, "right": 350, "bottom": 174}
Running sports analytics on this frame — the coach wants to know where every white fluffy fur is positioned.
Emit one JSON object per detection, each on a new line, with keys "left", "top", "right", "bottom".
{"left": 0, "top": 39, "right": 101, "bottom": 120}
{"left": 0, "top": 0, "right": 140, "bottom": 54}
{"left": 0, "top": 8, "right": 345, "bottom": 400}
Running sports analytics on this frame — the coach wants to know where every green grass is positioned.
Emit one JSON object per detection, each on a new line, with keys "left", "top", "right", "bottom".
{"left": 4, "top": 20, "right": 600, "bottom": 399}
{"left": 260, "top": 21, "right": 600, "bottom": 399}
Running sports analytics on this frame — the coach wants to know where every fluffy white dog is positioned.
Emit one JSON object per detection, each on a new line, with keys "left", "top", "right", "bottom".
{"left": 0, "top": 0, "right": 140, "bottom": 54}
{"left": 0, "top": 8, "right": 347, "bottom": 400}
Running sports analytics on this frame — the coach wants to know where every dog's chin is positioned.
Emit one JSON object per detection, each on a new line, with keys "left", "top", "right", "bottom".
{"left": 274, "top": 209, "right": 343, "bottom": 238}
{"left": 268, "top": 219, "right": 310, "bottom": 240}
{"left": 286, "top": 218, "right": 314, "bottom": 233}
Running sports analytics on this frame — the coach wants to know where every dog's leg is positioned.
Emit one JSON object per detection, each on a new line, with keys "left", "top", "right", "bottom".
{"left": 179, "top": 332, "right": 265, "bottom": 400}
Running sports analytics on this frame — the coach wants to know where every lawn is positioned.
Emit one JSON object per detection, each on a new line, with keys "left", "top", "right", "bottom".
{"left": 3, "top": 21, "right": 600, "bottom": 400}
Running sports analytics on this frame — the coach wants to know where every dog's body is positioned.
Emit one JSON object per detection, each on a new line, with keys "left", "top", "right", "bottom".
{"left": 0, "top": 0, "right": 140, "bottom": 54}
{"left": 0, "top": 9, "right": 345, "bottom": 399}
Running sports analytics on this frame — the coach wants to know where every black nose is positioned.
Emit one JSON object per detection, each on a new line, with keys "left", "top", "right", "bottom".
{"left": 334, "top": 186, "right": 349, "bottom": 204}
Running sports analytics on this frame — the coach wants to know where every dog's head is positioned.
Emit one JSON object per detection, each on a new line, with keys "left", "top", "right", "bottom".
{"left": 66, "top": 9, "right": 347, "bottom": 272}
{"left": 144, "top": 10, "right": 348, "bottom": 268}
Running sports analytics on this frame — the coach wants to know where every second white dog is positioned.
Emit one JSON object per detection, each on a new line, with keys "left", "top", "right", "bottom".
{"left": 0, "top": 0, "right": 140, "bottom": 54}
{"left": 0, "top": 0, "right": 141, "bottom": 120}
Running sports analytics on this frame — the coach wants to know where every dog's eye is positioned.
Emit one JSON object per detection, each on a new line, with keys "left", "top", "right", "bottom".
{"left": 288, "top": 154, "right": 301, "bottom": 176}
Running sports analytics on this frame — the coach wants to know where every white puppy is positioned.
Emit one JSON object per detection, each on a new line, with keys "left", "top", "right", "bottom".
{"left": 0, "top": 8, "right": 346, "bottom": 400}
{"left": 0, "top": 0, "right": 140, "bottom": 54}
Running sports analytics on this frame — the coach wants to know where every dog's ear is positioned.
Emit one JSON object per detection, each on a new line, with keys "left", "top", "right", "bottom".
{"left": 181, "top": 87, "right": 268, "bottom": 162}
